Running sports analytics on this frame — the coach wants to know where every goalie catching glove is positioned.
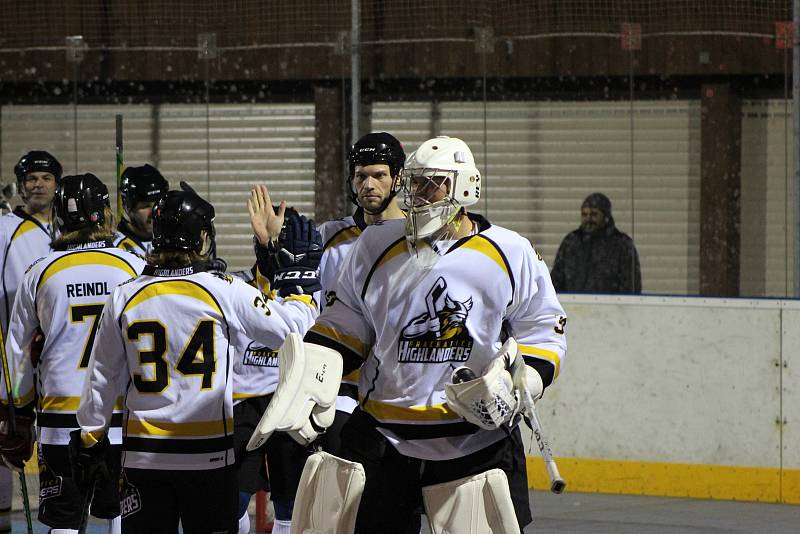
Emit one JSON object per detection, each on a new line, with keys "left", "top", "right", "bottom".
{"left": 445, "top": 338, "right": 543, "bottom": 430}
{"left": 256, "top": 208, "right": 323, "bottom": 297}
{"left": 247, "top": 333, "right": 342, "bottom": 449}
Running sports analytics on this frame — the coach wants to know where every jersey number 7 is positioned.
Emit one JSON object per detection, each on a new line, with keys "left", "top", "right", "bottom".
{"left": 70, "top": 304, "right": 105, "bottom": 369}
{"left": 128, "top": 319, "right": 216, "bottom": 393}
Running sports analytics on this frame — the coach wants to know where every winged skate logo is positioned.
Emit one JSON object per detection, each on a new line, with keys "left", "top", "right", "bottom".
{"left": 397, "top": 277, "right": 474, "bottom": 363}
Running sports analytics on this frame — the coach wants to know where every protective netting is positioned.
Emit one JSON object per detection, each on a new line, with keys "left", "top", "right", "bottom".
{"left": 0, "top": 1, "right": 790, "bottom": 52}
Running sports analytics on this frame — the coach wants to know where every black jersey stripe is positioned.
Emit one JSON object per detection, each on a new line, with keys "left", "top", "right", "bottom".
{"left": 37, "top": 412, "right": 123, "bottom": 429}
{"left": 123, "top": 435, "right": 234, "bottom": 454}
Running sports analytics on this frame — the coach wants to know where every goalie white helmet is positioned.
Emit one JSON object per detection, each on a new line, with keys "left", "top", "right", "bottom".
{"left": 403, "top": 136, "right": 481, "bottom": 249}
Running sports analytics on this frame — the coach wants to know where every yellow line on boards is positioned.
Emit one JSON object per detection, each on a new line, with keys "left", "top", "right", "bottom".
{"left": 526, "top": 456, "right": 800, "bottom": 504}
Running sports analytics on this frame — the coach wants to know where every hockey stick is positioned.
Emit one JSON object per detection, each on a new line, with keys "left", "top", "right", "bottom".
{"left": 115, "top": 114, "right": 124, "bottom": 222}
{"left": 0, "top": 324, "right": 34, "bottom": 533}
{"left": 452, "top": 362, "right": 566, "bottom": 494}
{"left": 523, "top": 398, "right": 566, "bottom": 494}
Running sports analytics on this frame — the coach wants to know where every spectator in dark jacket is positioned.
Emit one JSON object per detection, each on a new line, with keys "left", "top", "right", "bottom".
{"left": 551, "top": 192, "right": 641, "bottom": 294}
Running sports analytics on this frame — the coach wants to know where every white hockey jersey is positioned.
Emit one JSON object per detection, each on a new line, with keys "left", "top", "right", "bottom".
{"left": 318, "top": 210, "right": 367, "bottom": 413}
{"left": 3, "top": 240, "right": 145, "bottom": 446}
{"left": 306, "top": 214, "right": 567, "bottom": 461}
{"left": 0, "top": 208, "right": 52, "bottom": 334}
{"left": 77, "top": 263, "right": 317, "bottom": 470}
{"left": 113, "top": 223, "right": 151, "bottom": 257}
{"left": 230, "top": 267, "right": 280, "bottom": 404}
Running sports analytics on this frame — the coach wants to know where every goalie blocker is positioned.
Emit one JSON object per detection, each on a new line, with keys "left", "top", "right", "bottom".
{"left": 247, "top": 333, "right": 343, "bottom": 450}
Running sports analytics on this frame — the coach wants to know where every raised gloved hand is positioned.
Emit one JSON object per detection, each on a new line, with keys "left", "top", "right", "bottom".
{"left": 0, "top": 404, "right": 35, "bottom": 470}
{"left": 256, "top": 209, "right": 322, "bottom": 298}
{"left": 68, "top": 429, "right": 112, "bottom": 493}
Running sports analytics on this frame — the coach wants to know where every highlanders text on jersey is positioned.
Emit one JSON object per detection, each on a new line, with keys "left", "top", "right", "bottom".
{"left": 77, "top": 264, "right": 317, "bottom": 470}
{"left": 3, "top": 241, "right": 145, "bottom": 446}
{"left": 307, "top": 215, "right": 567, "bottom": 461}
{"left": 0, "top": 207, "right": 51, "bottom": 333}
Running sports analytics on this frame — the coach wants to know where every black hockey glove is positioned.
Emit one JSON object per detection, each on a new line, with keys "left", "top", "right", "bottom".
{"left": 256, "top": 209, "right": 322, "bottom": 298}
{"left": 68, "top": 429, "right": 112, "bottom": 493}
{"left": 0, "top": 403, "right": 35, "bottom": 471}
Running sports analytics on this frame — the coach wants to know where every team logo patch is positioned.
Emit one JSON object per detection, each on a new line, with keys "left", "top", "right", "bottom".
{"left": 242, "top": 342, "right": 278, "bottom": 367}
{"left": 397, "top": 276, "right": 474, "bottom": 363}
{"left": 39, "top": 475, "right": 62, "bottom": 500}
{"left": 120, "top": 481, "right": 142, "bottom": 518}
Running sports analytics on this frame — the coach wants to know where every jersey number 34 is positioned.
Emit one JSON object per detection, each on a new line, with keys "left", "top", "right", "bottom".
{"left": 127, "top": 319, "right": 216, "bottom": 393}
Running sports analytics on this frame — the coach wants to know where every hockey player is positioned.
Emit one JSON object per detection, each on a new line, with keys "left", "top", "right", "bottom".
{"left": 71, "top": 184, "right": 318, "bottom": 533}
{"left": 114, "top": 164, "right": 169, "bottom": 256}
{"left": 300, "top": 136, "right": 568, "bottom": 533}
{"left": 0, "top": 150, "right": 61, "bottom": 533}
{"left": 318, "top": 132, "right": 406, "bottom": 455}
{"left": 1, "top": 173, "right": 145, "bottom": 533}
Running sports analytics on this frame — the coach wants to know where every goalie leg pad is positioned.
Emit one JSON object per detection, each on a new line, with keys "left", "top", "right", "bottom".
{"left": 422, "top": 469, "right": 520, "bottom": 534}
{"left": 247, "top": 333, "right": 343, "bottom": 450}
{"left": 290, "top": 451, "right": 365, "bottom": 534}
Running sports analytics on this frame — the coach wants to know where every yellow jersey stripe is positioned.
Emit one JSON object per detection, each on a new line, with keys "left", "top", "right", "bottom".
{"left": 324, "top": 226, "right": 361, "bottom": 251}
{"left": 460, "top": 236, "right": 510, "bottom": 280}
{"left": 40, "top": 395, "right": 124, "bottom": 412}
{"left": 38, "top": 251, "right": 137, "bottom": 290}
{"left": 342, "top": 368, "right": 360, "bottom": 384}
{"left": 125, "top": 417, "right": 234, "bottom": 437}
{"left": 233, "top": 392, "right": 267, "bottom": 401}
{"left": 310, "top": 324, "right": 368, "bottom": 358}
{"left": 361, "top": 398, "right": 462, "bottom": 422}
{"left": 11, "top": 220, "right": 41, "bottom": 241}
{"left": 124, "top": 280, "right": 222, "bottom": 315}
{"left": 519, "top": 344, "right": 561, "bottom": 378}
{"left": 9, "top": 388, "right": 36, "bottom": 408}
{"left": 284, "top": 294, "right": 316, "bottom": 308}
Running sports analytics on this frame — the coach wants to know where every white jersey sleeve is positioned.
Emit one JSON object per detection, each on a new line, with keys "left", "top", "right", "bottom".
{"left": 0, "top": 209, "right": 51, "bottom": 335}
{"left": 306, "top": 232, "right": 375, "bottom": 374}
{"left": 501, "top": 234, "right": 567, "bottom": 388}
{"left": 3, "top": 258, "right": 42, "bottom": 408}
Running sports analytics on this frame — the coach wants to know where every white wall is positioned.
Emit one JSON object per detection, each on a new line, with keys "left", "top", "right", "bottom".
{"left": 524, "top": 294, "right": 799, "bottom": 502}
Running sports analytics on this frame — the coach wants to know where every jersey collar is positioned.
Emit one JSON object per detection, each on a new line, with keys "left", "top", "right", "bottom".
{"left": 142, "top": 262, "right": 210, "bottom": 277}
{"left": 62, "top": 239, "right": 116, "bottom": 251}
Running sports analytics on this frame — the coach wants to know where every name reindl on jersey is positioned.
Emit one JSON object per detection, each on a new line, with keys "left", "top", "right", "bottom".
{"left": 66, "top": 281, "right": 112, "bottom": 298}
{"left": 397, "top": 339, "right": 473, "bottom": 363}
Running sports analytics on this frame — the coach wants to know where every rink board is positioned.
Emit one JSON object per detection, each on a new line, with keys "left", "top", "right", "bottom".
{"left": 523, "top": 294, "right": 800, "bottom": 503}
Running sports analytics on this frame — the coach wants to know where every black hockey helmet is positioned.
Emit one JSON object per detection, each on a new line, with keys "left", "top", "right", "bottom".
{"left": 151, "top": 189, "right": 215, "bottom": 253}
{"left": 14, "top": 150, "right": 63, "bottom": 188}
{"left": 120, "top": 164, "right": 169, "bottom": 212}
{"left": 347, "top": 132, "right": 405, "bottom": 207}
{"left": 54, "top": 174, "right": 110, "bottom": 233}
